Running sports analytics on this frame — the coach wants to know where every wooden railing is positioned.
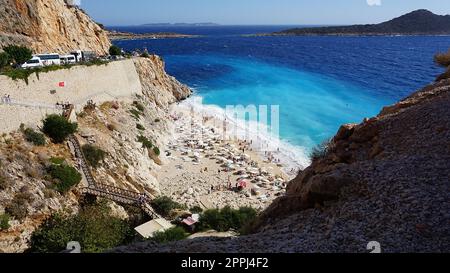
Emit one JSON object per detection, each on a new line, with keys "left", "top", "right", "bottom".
{"left": 64, "top": 106, "right": 160, "bottom": 219}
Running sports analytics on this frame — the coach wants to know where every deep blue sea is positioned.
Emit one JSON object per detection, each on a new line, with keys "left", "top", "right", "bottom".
{"left": 112, "top": 26, "right": 450, "bottom": 164}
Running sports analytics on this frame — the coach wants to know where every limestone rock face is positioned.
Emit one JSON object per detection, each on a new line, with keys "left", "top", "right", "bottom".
{"left": 133, "top": 56, "right": 192, "bottom": 106}
{"left": 0, "top": 0, "right": 111, "bottom": 54}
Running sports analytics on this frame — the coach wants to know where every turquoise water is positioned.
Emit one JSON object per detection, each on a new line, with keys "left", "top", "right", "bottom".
{"left": 114, "top": 26, "right": 450, "bottom": 163}
{"left": 177, "top": 55, "right": 389, "bottom": 148}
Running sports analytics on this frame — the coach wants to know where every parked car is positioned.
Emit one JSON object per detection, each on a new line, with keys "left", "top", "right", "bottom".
{"left": 21, "top": 57, "right": 43, "bottom": 69}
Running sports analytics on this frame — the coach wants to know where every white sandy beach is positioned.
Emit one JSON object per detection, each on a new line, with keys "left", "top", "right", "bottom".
{"left": 157, "top": 99, "right": 306, "bottom": 210}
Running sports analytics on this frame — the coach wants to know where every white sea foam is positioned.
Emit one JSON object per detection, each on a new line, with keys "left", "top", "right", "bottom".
{"left": 177, "top": 96, "right": 311, "bottom": 177}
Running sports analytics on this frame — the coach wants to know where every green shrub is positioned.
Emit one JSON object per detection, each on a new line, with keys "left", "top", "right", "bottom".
{"left": 136, "top": 123, "right": 145, "bottom": 131}
{"left": 151, "top": 196, "right": 185, "bottom": 217}
{"left": 151, "top": 227, "right": 188, "bottom": 244}
{"left": 0, "top": 214, "right": 10, "bottom": 230}
{"left": 82, "top": 145, "right": 106, "bottom": 168}
{"left": 133, "top": 101, "right": 145, "bottom": 112}
{"left": 153, "top": 146, "right": 160, "bottom": 156}
{"left": 42, "top": 114, "right": 78, "bottom": 143}
{"left": 190, "top": 206, "right": 203, "bottom": 214}
{"left": 1, "top": 64, "right": 72, "bottom": 84}
{"left": 24, "top": 128, "right": 46, "bottom": 146}
{"left": 0, "top": 52, "right": 10, "bottom": 69}
{"left": 3, "top": 45, "right": 32, "bottom": 65}
{"left": 197, "top": 206, "right": 258, "bottom": 233}
{"left": 137, "top": 135, "right": 153, "bottom": 149}
{"left": 49, "top": 157, "right": 65, "bottom": 165}
{"left": 84, "top": 59, "right": 109, "bottom": 67}
{"left": 309, "top": 139, "right": 333, "bottom": 162}
{"left": 1, "top": 67, "right": 34, "bottom": 84}
{"left": 129, "top": 109, "right": 141, "bottom": 120}
{"left": 29, "top": 202, "right": 133, "bottom": 253}
{"left": 140, "top": 52, "right": 150, "bottom": 58}
{"left": 109, "top": 45, "right": 122, "bottom": 56}
{"left": 48, "top": 164, "right": 82, "bottom": 193}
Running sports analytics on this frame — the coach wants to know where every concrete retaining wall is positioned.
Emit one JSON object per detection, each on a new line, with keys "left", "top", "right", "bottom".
{"left": 0, "top": 59, "right": 143, "bottom": 133}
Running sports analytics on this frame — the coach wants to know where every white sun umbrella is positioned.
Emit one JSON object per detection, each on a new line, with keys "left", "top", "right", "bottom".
{"left": 261, "top": 178, "right": 271, "bottom": 184}
{"left": 237, "top": 175, "right": 249, "bottom": 181}
{"left": 217, "top": 156, "right": 227, "bottom": 162}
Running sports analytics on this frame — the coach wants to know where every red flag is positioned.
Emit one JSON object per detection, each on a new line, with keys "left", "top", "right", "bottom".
{"left": 58, "top": 81, "right": 66, "bottom": 87}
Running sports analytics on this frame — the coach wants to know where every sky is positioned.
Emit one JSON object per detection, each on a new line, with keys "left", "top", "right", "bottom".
{"left": 79, "top": 0, "right": 450, "bottom": 26}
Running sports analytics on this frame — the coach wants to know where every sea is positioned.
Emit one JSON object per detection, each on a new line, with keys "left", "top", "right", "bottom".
{"left": 111, "top": 25, "right": 450, "bottom": 169}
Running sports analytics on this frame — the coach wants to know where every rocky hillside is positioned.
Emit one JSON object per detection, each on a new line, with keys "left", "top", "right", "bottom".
{"left": 0, "top": 56, "right": 191, "bottom": 253}
{"left": 112, "top": 79, "right": 450, "bottom": 253}
{"left": 76, "top": 58, "right": 191, "bottom": 197}
{"left": 134, "top": 56, "right": 192, "bottom": 106}
{"left": 0, "top": 0, "right": 110, "bottom": 54}
{"left": 278, "top": 10, "right": 450, "bottom": 35}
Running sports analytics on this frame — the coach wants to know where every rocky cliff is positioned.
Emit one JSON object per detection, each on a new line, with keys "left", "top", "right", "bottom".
{"left": 112, "top": 79, "right": 450, "bottom": 253}
{"left": 134, "top": 56, "right": 192, "bottom": 106}
{"left": 0, "top": 0, "right": 111, "bottom": 54}
{"left": 0, "top": 57, "right": 191, "bottom": 253}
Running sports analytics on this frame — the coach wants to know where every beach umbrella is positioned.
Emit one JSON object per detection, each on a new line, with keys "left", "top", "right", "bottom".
{"left": 238, "top": 179, "right": 249, "bottom": 188}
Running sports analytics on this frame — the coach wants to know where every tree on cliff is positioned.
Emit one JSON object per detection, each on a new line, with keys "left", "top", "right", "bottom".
{"left": 3, "top": 45, "right": 32, "bottom": 65}
{"left": 42, "top": 115, "right": 78, "bottom": 143}
{"left": 0, "top": 52, "right": 10, "bottom": 69}
{"left": 28, "top": 202, "right": 133, "bottom": 253}
{"left": 109, "top": 45, "right": 122, "bottom": 56}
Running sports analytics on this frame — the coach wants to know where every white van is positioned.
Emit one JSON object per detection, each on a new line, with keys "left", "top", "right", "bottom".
{"left": 36, "top": 53, "right": 61, "bottom": 66}
{"left": 21, "top": 57, "right": 43, "bottom": 69}
{"left": 60, "top": 54, "right": 77, "bottom": 64}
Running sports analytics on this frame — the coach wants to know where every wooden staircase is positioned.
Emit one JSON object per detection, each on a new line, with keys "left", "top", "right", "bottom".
{"left": 69, "top": 135, "right": 96, "bottom": 187}
{"left": 64, "top": 106, "right": 160, "bottom": 219}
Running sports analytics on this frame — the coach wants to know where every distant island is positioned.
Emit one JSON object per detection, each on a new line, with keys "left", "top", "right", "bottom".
{"left": 107, "top": 30, "right": 200, "bottom": 41}
{"left": 139, "top": 22, "right": 220, "bottom": 27}
{"left": 269, "top": 10, "right": 450, "bottom": 36}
